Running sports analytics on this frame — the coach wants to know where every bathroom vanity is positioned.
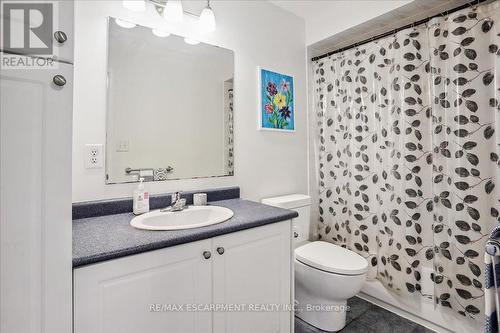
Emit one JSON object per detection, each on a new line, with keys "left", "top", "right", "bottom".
{"left": 72, "top": 12, "right": 295, "bottom": 333}
{"left": 72, "top": 190, "right": 297, "bottom": 333}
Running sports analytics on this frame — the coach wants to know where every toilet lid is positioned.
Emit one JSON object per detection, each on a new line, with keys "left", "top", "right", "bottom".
{"left": 295, "top": 241, "right": 368, "bottom": 275}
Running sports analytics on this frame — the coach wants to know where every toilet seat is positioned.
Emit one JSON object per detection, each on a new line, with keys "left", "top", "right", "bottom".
{"left": 295, "top": 241, "right": 368, "bottom": 275}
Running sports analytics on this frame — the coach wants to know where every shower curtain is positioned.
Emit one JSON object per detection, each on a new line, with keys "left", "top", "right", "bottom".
{"left": 313, "top": 1, "right": 499, "bottom": 323}
{"left": 224, "top": 85, "right": 234, "bottom": 176}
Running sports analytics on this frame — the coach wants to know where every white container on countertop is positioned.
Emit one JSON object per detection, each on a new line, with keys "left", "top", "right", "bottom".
{"left": 193, "top": 193, "right": 208, "bottom": 206}
{"left": 133, "top": 177, "right": 149, "bottom": 215}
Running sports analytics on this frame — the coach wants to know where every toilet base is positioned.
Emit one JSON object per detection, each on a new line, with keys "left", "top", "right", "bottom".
{"left": 295, "top": 293, "right": 348, "bottom": 332}
{"left": 293, "top": 247, "right": 367, "bottom": 332}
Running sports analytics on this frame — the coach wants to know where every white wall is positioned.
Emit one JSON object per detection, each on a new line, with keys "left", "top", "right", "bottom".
{"left": 270, "top": 0, "right": 411, "bottom": 46}
{"left": 73, "top": 0, "right": 308, "bottom": 202}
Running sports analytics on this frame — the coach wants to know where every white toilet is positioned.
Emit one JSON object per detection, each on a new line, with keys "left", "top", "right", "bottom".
{"left": 262, "top": 194, "right": 368, "bottom": 332}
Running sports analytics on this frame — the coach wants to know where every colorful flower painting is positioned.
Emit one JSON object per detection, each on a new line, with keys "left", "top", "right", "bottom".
{"left": 260, "top": 69, "right": 294, "bottom": 131}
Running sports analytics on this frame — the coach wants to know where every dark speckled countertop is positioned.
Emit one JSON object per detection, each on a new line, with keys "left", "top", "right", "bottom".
{"left": 73, "top": 199, "right": 298, "bottom": 268}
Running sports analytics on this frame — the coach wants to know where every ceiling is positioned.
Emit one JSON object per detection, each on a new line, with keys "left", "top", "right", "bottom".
{"left": 269, "top": 0, "right": 479, "bottom": 58}
{"left": 270, "top": 0, "right": 411, "bottom": 46}
{"left": 270, "top": 0, "right": 409, "bottom": 24}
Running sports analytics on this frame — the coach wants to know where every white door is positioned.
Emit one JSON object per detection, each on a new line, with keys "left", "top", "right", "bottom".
{"left": 212, "top": 221, "right": 292, "bottom": 333}
{"left": 74, "top": 239, "right": 213, "bottom": 333}
{"left": 0, "top": 62, "right": 73, "bottom": 333}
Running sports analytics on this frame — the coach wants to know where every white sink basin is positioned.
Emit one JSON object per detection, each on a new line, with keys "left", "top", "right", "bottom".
{"left": 130, "top": 205, "right": 234, "bottom": 231}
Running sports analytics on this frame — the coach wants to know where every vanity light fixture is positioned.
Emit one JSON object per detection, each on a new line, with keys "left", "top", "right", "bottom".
{"left": 152, "top": 28, "right": 171, "bottom": 37}
{"left": 115, "top": 18, "right": 137, "bottom": 29}
{"left": 163, "top": 0, "right": 183, "bottom": 22}
{"left": 184, "top": 37, "right": 200, "bottom": 45}
{"left": 121, "top": 0, "right": 217, "bottom": 35}
{"left": 122, "top": 0, "right": 146, "bottom": 12}
{"left": 199, "top": 0, "right": 216, "bottom": 33}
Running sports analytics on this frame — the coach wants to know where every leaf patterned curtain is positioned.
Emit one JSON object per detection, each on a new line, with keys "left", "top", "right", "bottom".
{"left": 225, "top": 87, "right": 234, "bottom": 175}
{"left": 428, "top": 2, "right": 499, "bottom": 320}
{"left": 313, "top": 1, "right": 499, "bottom": 323}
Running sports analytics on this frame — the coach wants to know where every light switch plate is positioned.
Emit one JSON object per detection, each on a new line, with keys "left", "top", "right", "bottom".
{"left": 85, "top": 144, "right": 104, "bottom": 169}
{"left": 116, "top": 140, "right": 129, "bottom": 152}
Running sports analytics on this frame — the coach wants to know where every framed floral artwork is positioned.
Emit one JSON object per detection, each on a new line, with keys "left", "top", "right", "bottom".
{"left": 258, "top": 68, "right": 295, "bottom": 131}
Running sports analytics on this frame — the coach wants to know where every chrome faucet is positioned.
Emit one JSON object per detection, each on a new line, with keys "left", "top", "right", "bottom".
{"left": 161, "top": 191, "right": 187, "bottom": 212}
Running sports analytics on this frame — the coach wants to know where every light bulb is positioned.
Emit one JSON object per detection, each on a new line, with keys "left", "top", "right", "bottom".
{"left": 199, "top": 2, "right": 216, "bottom": 33}
{"left": 184, "top": 37, "right": 200, "bottom": 45}
{"left": 152, "top": 28, "right": 171, "bottom": 37}
{"left": 115, "top": 18, "right": 136, "bottom": 29}
{"left": 122, "top": 0, "right": 145, "bottom": 12}
{"left": 164, "top": 0, "right": 183, "bottom": 22}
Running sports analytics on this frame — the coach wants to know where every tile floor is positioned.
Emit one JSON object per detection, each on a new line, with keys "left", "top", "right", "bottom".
{"left": 295, "top": 297, "right": 436, "bottom": 333}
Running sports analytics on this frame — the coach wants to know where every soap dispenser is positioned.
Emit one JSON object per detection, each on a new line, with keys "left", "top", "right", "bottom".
{"left": 133, "top": 177, "right": 149, "bottom": 215}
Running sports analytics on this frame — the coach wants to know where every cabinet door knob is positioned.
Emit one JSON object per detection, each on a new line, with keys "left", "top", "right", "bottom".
{"left": 54, "top": 31, "right": 67, "bottom": 43}
{"left": 203, "top": 251, "right": 211, "bottom": 259}
{"left": 53, "top": 75, "right": 66, "bottom": 87}
{"left": 216, "top": 247, "right": 224, "bottom": 255}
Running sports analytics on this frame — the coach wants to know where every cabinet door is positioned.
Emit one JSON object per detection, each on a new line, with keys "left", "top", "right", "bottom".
{"left": 74, "top": 239, "right": 213, "bottom": 333}
{"left": 212, "top": 221, "right": 292, "bottom": 333}
{"left": 1, "top": 63, "right": 73, "bottom": 333}
{"left": 54, "top": 0, "right": 74, "bottom": 63}
{"left": 0, "top": 0, "right": 73, "bottom": 62}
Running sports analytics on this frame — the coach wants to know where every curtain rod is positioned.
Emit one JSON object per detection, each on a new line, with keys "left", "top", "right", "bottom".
{"left": 311, "top": 0, "right": 488, "bottom": 62}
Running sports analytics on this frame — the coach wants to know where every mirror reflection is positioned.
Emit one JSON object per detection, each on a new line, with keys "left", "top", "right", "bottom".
{"left": 106, "top": 18, "right": 234, "bottom": 184}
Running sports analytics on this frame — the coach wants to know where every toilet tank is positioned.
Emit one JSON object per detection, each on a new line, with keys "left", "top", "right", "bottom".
{"left": 261, "top": 194, "right": 311, "bottom": 244}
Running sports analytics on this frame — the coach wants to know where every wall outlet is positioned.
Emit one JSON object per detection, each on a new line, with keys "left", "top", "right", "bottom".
{"left": 85, "top": 144, "right": 104, "bottom": 169}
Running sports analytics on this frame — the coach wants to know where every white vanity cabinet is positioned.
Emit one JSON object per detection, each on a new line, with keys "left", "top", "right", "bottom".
{"left": 73, "top": 239, "right": 213, "bottom": 333}
{"left": 73, "top": 221, "right": 292, "bottom": 333}
{"left": 212, "top": 222, "right": 292, "bottom": 333}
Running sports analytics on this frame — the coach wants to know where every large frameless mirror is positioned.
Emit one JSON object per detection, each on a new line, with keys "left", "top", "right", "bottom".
{"left": 105, "top": 17, "right": 234, "bottom": 184}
